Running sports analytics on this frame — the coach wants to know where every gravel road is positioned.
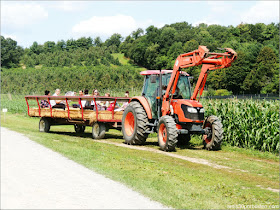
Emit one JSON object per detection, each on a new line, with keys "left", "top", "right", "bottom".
{"left": 1, "top": 127, "right": 167, "bottom": 209}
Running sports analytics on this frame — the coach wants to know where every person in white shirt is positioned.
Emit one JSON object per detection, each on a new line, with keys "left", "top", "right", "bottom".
{"left": 91, "top": 89, "right": 103, "bottom": 110}
{"left": 50, "top": 89, "right": 65, "bottom": 109}
{"left": 79, "top": 90, "right": 86, "bottom": 108}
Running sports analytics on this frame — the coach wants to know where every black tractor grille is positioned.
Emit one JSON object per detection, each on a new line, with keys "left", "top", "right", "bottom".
{"left": 181, "top": 104, "right": 204, "bottom": 121}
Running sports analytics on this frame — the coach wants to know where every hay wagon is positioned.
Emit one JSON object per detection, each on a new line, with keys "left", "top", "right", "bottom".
{"left": 25, "top": 95, "right": 130, "bottom": 139}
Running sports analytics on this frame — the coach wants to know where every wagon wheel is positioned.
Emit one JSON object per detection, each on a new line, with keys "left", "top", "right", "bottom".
{"left": 74, "top": 124, "right": 85, "bottom": 133}
{"left": 92, "top": 122, "right": 106, "bottom": 139}
{"left": 39, "top": 117, "right": 51, "bottom": 132}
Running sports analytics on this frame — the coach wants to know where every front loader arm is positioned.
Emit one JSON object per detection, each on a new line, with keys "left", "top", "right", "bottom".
{"left": 161, "top": 46, "right": 237, "bottom": 116}
{"left": 191, "top": 48, "right": 237, "bottom": 101}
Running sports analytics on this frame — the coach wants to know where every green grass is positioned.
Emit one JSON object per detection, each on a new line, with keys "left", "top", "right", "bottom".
{"left": 112, "top": 53, "right": 146, "bottom": 71}
{"left": 1, "top": 113, "right": 279, "bottom": 209}
{"left": 112, "top": 53, "right": 130, "bottom": 65}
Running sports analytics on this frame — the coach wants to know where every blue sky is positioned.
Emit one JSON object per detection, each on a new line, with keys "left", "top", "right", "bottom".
{"left": 1, "top": 1, "right": 279, "bottom": 48}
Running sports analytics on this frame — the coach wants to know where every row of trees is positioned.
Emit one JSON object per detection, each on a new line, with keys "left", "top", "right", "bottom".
{"left": 1, "top": 22, "right": 279, "bottom": 94}
{"left": 1, "top": 66, "right": 143, "bottom": 95}
{"left": 21, "top": 47, "right": 121, "bottom": 67}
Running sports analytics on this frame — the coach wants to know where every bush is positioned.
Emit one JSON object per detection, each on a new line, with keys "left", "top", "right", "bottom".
{"left": 206, "top": 88, "right": 215, "bottom": 96}
{"left": 214, "top": 89, "right": 232, "bottom": 96}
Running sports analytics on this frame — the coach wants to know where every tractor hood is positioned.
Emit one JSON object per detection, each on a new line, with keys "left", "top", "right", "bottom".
{"left": 171, "top": 99, "right": 204, "bottom": 123}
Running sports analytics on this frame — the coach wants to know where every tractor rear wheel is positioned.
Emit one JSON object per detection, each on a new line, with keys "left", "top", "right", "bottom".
{"left": 74, "top": 124, "right": 85, "bottom": 133}
{"left": 202, "top": 115, "right": 223, "bottom": 150}
{"left": 39, "top": 117, "right": 51, "bottom": 132}
{"left": 92, "top": 122, "right": 106, "bottom": 139}
{"left": 158, "top": 115, "right": 178, "bottom": 151}
{"left": 122, "top": 101, "right": 149, "bottom": 145}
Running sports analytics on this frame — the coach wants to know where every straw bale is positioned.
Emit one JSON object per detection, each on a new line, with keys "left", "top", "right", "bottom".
{"left": 41, "top": 109, "right": 52, "bottom": 117}
{"left": 29, "top": 108, "right": 124, "bottom": 124}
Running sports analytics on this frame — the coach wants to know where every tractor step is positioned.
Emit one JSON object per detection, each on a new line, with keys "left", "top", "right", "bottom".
{"left": 144, "top": 129, "right": 154, "bottom": 134}
{"left": 177, "top": 129, "right": 189, "bottom": 134}
{"left": 147, "top": 122, "right": 158, "bottom": 127}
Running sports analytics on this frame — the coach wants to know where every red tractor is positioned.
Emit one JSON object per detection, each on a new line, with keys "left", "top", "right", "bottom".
{"left": 122, "top": 46, "right": 237, "bottom": 151}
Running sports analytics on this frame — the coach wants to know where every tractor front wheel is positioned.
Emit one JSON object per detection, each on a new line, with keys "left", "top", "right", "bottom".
{"left": 158, "top": 115, "right": 178, "bottom": 151}
{"left": 122, "top": 101, "right": 149, "bottom": 145}
{"left": 202, "top": 115, "right": 223, "bottom": 150}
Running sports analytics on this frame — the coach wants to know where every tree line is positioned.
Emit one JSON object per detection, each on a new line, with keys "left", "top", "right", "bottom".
{"left": 119, "top": 22, "right": 279, "bottom": 94}
{"left": 1, "top": 22, "right": 279, "bottom": 94}
{"left": 1, "top": 66, "right": 143, "bottom": 95}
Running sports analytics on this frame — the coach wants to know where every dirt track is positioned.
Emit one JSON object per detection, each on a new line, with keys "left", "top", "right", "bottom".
{"left": 1, "top": 127, "right": 168, "bottom": 209}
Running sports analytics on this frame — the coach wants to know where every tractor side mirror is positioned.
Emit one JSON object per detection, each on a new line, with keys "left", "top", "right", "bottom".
{"left": 150, "top": 75, "right": 157, "bottom": 83}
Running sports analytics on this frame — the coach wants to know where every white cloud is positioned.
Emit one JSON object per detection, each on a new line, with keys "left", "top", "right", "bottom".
{"left": 72, "top": 14, "right": 138, "bottom": 37}
{"left": 1, "top": 2, "right": 48, "bottom": 28}
{"left": 240, "top": 1, "right": 279, "bottom": 24}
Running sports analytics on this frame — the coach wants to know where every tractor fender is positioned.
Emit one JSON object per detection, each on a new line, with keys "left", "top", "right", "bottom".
{"left": 130, "top": 96, "right": 152, "bottom": 119}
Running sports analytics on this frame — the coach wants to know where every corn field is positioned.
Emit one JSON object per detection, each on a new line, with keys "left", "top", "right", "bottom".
{"left": 1, "top": 94, "right": 279, "bottom": 153}
{"left": 202, "top": 98, "right": 279, "bottom": 153}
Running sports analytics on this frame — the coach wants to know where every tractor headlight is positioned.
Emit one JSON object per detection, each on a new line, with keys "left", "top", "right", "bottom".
{"left": 200, "top": 108, "right": 205, "bottom": 113}
{"left": 187, "top": 107, "right": 197, "bottom": 113}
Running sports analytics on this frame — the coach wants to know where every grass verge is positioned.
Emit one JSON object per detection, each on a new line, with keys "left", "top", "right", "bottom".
{"left": 1, "top": 113, "right": 279, "bottom": 209}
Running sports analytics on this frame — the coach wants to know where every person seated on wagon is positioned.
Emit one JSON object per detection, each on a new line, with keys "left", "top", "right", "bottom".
{"left": 91, "top": 89, "right": 104, "bottom": 110}
{"left": 114, "top": 91, "right": 130, "bottom": 111}
{"left": 101, "top": 92, "right": 112, "bottom": 110}
{"left": 40, "top": 90, "right": 50, "bottom": 108}
{"left": 79, "top": 90, "right": 87, "bottom": 108}
{"left": 50, "top": 89, "right": 65, "bottom": 109}
{"left": 106, "top": 94, "right": 121, "bottom": 111}
{"left": 71, "top": 90, "right": 84, "bottom": 108}
{"left": 82, "top": 89, "right": 92, "bottom": 109}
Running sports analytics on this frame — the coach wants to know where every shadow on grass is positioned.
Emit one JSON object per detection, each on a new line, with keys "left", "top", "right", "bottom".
{"left": 48, "top": 131, "right": 123, "bottom": 140}
{"left": 177, "top": 142, "right": 204, "bottom": 150}
{"left": 48, "top": 130, "right": 204, "bottom": 152}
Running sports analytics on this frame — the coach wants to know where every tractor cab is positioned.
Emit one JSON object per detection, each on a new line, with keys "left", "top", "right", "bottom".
{"left": 141, "top": 70, "right": 191, "bottom": 119}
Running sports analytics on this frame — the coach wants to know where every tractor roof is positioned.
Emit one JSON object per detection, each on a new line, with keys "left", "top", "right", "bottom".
{"left": 140, "top": 70, "right": 189, "bottom": 76}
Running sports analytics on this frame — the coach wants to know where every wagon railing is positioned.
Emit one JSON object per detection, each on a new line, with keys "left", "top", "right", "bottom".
{"left": 25, "top": 95, "right": 131, "bottom": 122}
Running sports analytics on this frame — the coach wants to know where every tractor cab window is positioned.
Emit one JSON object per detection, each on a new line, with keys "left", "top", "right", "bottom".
{"left": 175, "top": 75, "right": 191, "bottom": 99}
{"left": 142, "top": 75, "right": 160, "bottom": 118}
{"left": 142, "top": 74, "right": 172, "bottom": 97}
{"left": 142, "top": 75, "right": 159, "bottom": 97}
